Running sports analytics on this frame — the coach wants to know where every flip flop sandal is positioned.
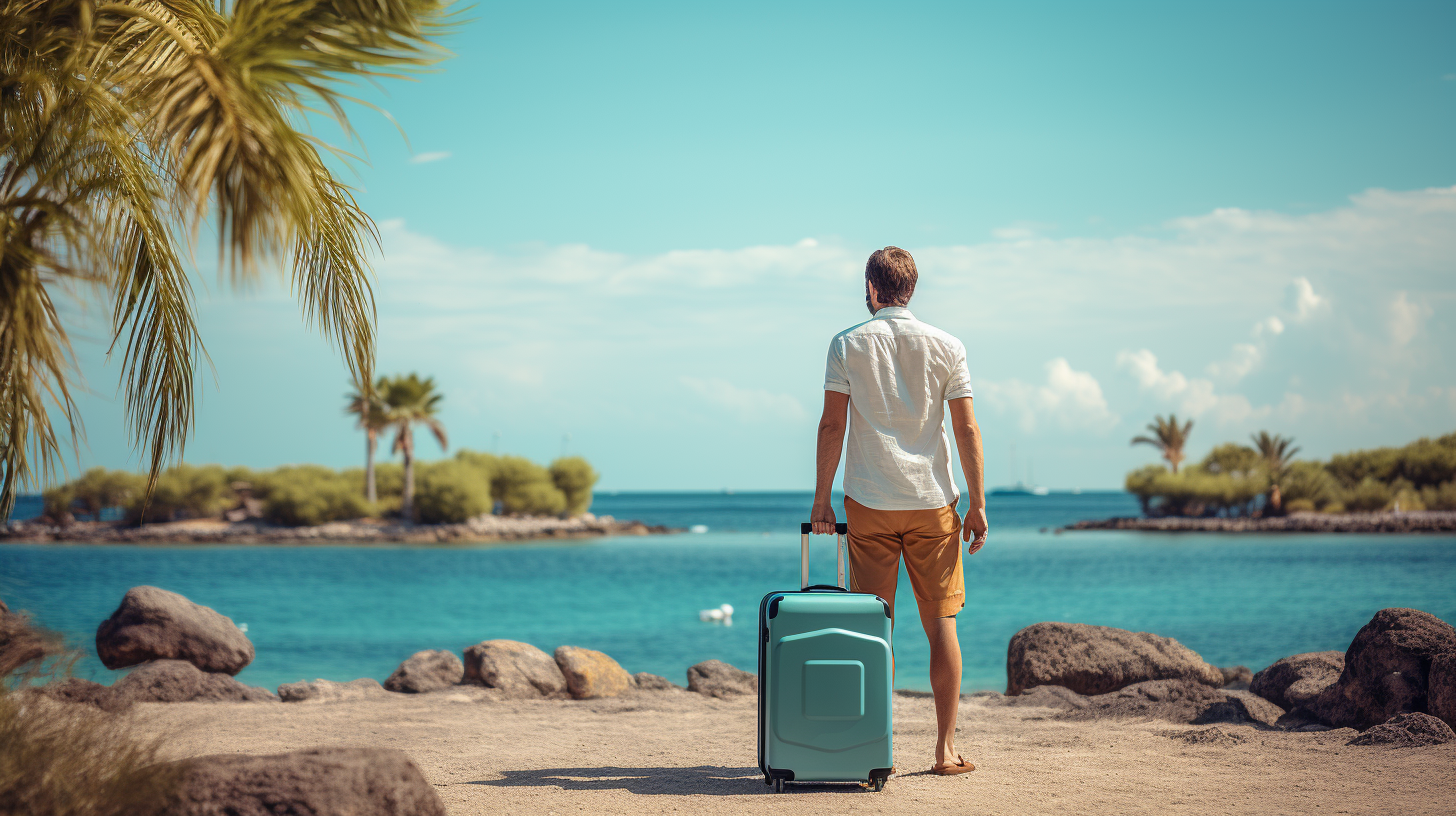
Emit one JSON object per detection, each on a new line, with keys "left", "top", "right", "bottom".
{"left": 931, "top": 755, "right": 976, "bottom": 775}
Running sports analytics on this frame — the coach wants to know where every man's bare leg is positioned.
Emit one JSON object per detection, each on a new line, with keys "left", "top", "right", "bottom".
{"left": 924, "top": 614, "right": 963, "bottom": 767}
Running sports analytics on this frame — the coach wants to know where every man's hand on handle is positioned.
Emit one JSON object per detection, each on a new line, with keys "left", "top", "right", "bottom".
{"left": 963, "top": 506, "right": 988, "bottom": 554}
{"left": 810, "top": 501, "right": 837, "bottom": 535}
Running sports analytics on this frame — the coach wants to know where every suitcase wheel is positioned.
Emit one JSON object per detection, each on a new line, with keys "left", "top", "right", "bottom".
{"left": 872, "top": 776, "right": 886, "bottom": 792}
{"left": 773, "top": 778, "right": 784, "bottom": 794}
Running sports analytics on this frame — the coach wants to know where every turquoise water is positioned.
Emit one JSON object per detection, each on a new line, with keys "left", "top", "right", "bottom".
{"left": 2, "top": 492, "right": 1455, "bottom": 693}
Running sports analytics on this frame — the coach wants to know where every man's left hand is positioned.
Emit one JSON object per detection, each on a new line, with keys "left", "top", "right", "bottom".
{"left": 810, "top": 501, "right": 837, "bottom": 535}
{"left": 963, "top": 506, "right": 988, "bottom": 554}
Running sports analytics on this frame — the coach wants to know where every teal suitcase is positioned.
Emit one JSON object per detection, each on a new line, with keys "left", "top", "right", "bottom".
{"left": 757, "top": 522, "right": 894, "bottom": 793}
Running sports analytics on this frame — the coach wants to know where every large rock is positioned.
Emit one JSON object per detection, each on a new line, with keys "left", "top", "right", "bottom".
{"left": 1429, "top": 652, "right": 1456, "bottom": 730}
{"left": 1059, "top": 679, "right": 1285, "bottom": 727}
{"left": 160, "top": 747, "right": 445, "bottom": 816}
{"left": 34, "top": 677, "right": 125, "bottom": 711}
{"left": 554, "top": 646, "right": 633, "bottom": 699}
{"left": 383, "top": 650, "right": 462, "bottom": 693}
{"left": 1346, "top": 712, "right": 1455, "bottom": 747}
{"left": 1309, "top": 608, "right": 1456, "bottom": 729}
{"left": 95, "top": 586, "right": 253, "bottom": 675}
{"left": 462, "top": 640, "right": 566, "bottom": 698}
{"left": 1250, "top": 651, "right": 1344, "bottom": 711}
{"left": 633, "top": 672, "right": 683, "bottom": 691}
{"left": 686, "top": 659, "right": 757, "bottom": 698}
{"left": 110, "top": 659, "right": 276, "bottom": 704}
{"left": 278, "top": 678, "right": 389, "bottom": 703}
{"left": 1005, "top": 622, "right": 1224, "bottom": 696}
{"left": 1218, "top": 665, "right": 1252, "bottom": 689}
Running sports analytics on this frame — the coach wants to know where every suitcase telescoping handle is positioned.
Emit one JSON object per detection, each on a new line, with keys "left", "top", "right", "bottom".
{"left": 799, "top": 522, "right": 849, "bottom": 591}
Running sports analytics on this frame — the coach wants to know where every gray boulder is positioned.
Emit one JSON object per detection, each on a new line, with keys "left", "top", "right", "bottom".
{"left": 554, "top": 646, "right": 633, "bottom": 699}
{"left": 159, "top": 747, "right": 445, "bottom": 816}
{"left": 632, "top": 672, "right": 683, "bottom": 691}
{"left": 1060, "top": 679, "right": 1284, "bottom": 727}
{"left": 1428, "top": 651, "right": 1456, "bottom": 730}
{"left": 1346, "top": 712, "right": 1455, "bottom": 747}
{"left": 1250, "top": 651, "right": 1344, "bottom": 711}
{"left": 110, "top": 659, "right": 276, "bottom": 704}
{"left": 1005, "top": 622, "right": 1224, "bottom": 696}
{"left": 462, "top": 640, "right": 567, "bottom": 698}
{"left": 1310, "top": 608, "right": 1456, "bottom": 729}
{"left": 95, "top": 586, "right": 253, "bottom": 675}
{"left": 686, "top": 659, "right": 757, "bottom": 698}
{"left": 383, "top": 650, "right": 463, "bottom": 693}
{"left": 278, "top": 678, "right": 389, "bottom": 703}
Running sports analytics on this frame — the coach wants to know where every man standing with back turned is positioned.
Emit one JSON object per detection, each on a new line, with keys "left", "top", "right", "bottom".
{"left": 810, "top": 246, "right": 987, "bottom": 776}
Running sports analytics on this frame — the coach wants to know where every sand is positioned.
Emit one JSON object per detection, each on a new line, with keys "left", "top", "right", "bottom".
{"left": 132, "top": 688, "right": 1456, "bottom": 815}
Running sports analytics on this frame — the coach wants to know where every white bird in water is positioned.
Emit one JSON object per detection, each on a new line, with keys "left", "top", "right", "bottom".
{"left": 698, "top": 604, "right": 734, "bottom": 626}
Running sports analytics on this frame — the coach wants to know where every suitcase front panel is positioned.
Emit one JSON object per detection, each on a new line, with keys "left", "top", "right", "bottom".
{"left": 759, "top": 592, "right": 893, "bottom": 782}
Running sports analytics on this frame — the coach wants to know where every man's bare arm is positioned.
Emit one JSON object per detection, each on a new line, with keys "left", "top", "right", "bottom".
{"left": 810, "top": 391, "right": 850, "bottom": 535}
{"left": 948, "top": 397, "right": 989, "bottom": 553}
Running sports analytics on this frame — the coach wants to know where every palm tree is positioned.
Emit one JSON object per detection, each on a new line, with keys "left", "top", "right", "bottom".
{"left": 0, "top": 0, "right": 455, "bottom": 518}
{"left": 1251, "top": 431, "right": 1301, "bottom": 514}
{"left": 381, "top": 374, "right": 447, "bottom": 521}
{"left": 1131, "top": 414, "right": 1194, "bottom": 474}
{"left": 346, "top": 377, "right": 390, "bottom": 504}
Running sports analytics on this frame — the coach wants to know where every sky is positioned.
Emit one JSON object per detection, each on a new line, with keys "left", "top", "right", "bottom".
{"left": 60, "top": 0, "right": 1456, "bottom": 492}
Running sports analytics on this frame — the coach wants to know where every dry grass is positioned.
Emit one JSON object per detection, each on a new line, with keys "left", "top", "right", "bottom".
{"left": 0, "top": 609, "right": 179, "bottom": 816}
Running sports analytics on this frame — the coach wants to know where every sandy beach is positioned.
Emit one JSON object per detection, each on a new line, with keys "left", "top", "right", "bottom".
{"left": 133, "top": 688, "right": 1455, "bottom": 816}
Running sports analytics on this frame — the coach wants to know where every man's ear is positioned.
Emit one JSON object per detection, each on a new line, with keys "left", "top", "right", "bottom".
{"left": 866, "top": 278, "right": 881, "bottom": 311}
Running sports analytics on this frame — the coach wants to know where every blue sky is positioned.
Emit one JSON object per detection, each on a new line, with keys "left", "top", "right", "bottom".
{"left": 64, "top": 1, "right": 1456, "bottom": 491}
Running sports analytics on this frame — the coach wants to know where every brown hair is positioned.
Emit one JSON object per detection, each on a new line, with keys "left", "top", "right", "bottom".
{"left": 865, "top": 246, "right": 917, "bottom": 307}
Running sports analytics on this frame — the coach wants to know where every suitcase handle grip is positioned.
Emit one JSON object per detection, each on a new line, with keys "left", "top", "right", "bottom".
{"left": 800, "top": 522, "right": 848, "bottom": 590}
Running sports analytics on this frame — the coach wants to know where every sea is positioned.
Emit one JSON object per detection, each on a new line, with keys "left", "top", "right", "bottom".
{"left": 3, "top": 491, "right": 1455, "bottom": 694}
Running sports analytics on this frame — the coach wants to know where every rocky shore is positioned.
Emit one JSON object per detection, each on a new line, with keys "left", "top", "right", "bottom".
{"left": 0, "top": 512, "right": 678, "bottom": 545}
{"left": 1066, "top": 509, "right": 1456, "bottom": 534}
{"left": 5, "top": 588, "right": 1454, "bottom": 815}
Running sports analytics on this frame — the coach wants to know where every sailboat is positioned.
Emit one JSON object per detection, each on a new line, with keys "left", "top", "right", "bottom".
{"left": 988, "top": 445, "right": 1050, "bottom": 496}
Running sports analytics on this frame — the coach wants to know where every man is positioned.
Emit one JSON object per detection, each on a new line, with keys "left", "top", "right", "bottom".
{"left": 809, "top": 246, "right": 987, "bottom": 776}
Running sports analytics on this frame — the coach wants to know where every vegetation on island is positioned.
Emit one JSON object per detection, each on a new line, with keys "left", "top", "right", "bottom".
{"left": 1126, "top": 414, "right": 1456, "bottom": 517}
{"left": 0, "top": 0, "right": 457, "bottom": 521}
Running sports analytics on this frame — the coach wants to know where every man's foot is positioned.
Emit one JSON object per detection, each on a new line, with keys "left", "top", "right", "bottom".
{"left": 931, "top": 754, "right": 976, "bottom": 775}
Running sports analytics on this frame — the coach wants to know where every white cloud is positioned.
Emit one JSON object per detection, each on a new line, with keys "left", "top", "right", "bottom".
{"left": 979, "top": 358, "right": 1118, "bottom": 433}
{"left": 679, "top": 377, "right": 806, "bottom": 424}
{"left": 990, "top": 222, "right": 1053, "bottom": 241}
{"left": 1117, "top": 349, "right": 1263, "bottom": 425}
{"left": 409, "top": 151, "right": 452, "bottom": 164}
{"left": 1387, "top": 291, "right": 1432, "bottom": 346}
{"left": 1207, "top": 342, "right": 1262, "bottom": 382}
{"left": 1286, "top": 276, "right": 1326, "bottom": 321}
{"left": 1254, "top": 316, "right": 1284, "bottom": 336}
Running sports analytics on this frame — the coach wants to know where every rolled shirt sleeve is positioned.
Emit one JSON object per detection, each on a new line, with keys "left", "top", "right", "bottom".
{"left": 944, "top": 341, "right": 974, "bottom": 400}
{"left": 824, "top": 336, "right": 851, "bottom": 394}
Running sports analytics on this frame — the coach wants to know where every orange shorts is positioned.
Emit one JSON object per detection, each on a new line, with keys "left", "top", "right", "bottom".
{"left": 844, "top": 496, "right": 965, "bottom": 621}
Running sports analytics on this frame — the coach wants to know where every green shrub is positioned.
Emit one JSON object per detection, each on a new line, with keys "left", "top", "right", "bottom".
{"left": 413, "top": 460, "right": 493, "bottom": 523}
{"left": 124, "top": 464, "right": 229, "bottom": 524}
{"left": 40, "top": 484, "right": 77, "bottom": 525}
{"left": 1419, "top": 480, "right": 1456, "bottom": 511}
{"left": 493, "top": 456, "right": 568, "bottom": 515}
{"left": 1280, "top": 461, "right": 1342, "bottom": 509}
{"left": 500, "top": 478, "right": 567, "bottom": 516}
{"left": 1341, "top": 477, "right": 1393, "bottom": 512}
{"left": 1124, "top": 465, "right": 1262, "bottom": 517}
{"left": 257, "top": 466, "right": 368, "bottom": 526}
{"left": 1284, "top": 498, "right": 1316, "bottom": 513}
{"left": 1201, "top": 443, "right": 1262, "bottom": 477}
{"left": 1326, "top": 435, "right": 1456, "bottom": 489}
{"left": 1322, "top": 501, "right": 1347, "bottom": 514}
{"left": 549, "top": 457, "right": 598, "bottom": 515}
{"left": 68, "top": 469, "right": 145, "bottom": 520}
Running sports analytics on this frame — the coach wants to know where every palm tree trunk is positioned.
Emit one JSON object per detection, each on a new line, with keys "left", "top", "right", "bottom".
{"left": 365, "top": 428, "right": 378, "bottom": 504}
{"left": 401, "top": 430, "right": 415, "bottom": 521}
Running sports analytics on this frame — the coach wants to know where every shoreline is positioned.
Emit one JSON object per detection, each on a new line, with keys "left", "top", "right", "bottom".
{"left": 0, "top": 513, "right": 680, "bottom": 545}
{"left": 1065, "top": 510, "right": 1456, "bottom": 534}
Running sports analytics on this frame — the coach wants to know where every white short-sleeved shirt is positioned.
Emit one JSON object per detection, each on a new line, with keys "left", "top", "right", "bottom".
{"left": 824, "top": 306, "right": 974, "bottom": 511}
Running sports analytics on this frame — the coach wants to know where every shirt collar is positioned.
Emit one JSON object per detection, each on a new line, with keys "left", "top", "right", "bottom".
{"left": 872, "top": 306, "right": 914, "bottom": 320}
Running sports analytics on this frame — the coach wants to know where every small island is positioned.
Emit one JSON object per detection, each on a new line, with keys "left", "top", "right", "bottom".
{"left": 4, "top": 374, "right": 675, "bottom": 545}
{"left": 1069, "top": 417, "right": 1456, "bottom": 533}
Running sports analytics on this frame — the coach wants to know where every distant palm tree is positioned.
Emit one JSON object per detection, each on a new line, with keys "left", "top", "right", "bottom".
{"left": 1131, "top": 414, "right": 1194, "bottom": 474}
{"left": 0, "top": 0, "right": 454, "bottom": 517}
{"left": 1251, "top": 431, "right": 1301, "bottom": 514}
{"left": 346, "top": 378, "right": 390, "bottom": 504}
{"left": 382, "top": 374, "right": 448, "bottom": 520}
